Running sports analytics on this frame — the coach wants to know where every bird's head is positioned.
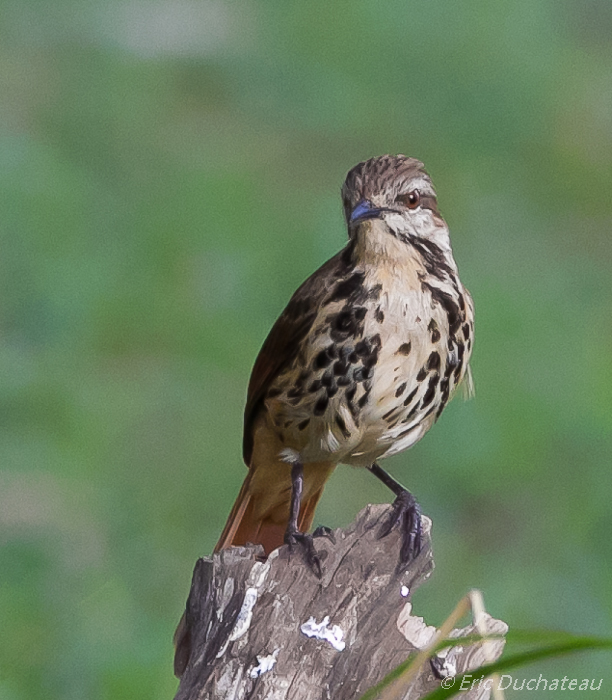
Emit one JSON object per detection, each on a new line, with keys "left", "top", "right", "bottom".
{"left": 341, "top": 155, "right": 451, "bottom": 255}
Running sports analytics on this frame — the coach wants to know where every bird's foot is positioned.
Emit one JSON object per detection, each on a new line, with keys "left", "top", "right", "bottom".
{"left": 284, "top": 527, "right": 322, "bottom": 578}
{"left": 378, "top": 490, "right": 423, "bottom": 563}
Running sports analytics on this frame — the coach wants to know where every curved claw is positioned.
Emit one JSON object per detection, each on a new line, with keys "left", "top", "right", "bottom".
{"left": 378, "top": 490, "right": 423, "bottom": 563}
{"left": 313, "top": 525, "right": 336, "bottom": 545}
{"left": 284, "top": 529, "right": 322, "bottom": 579}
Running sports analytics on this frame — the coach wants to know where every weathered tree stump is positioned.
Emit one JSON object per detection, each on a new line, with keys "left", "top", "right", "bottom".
{"left": 174, "top": 504, "right": 507, "bottom": 700}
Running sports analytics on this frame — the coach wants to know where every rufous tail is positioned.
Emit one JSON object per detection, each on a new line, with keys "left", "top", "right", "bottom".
{"left": 214, "top": 467, "right": 324, "bottom": 555}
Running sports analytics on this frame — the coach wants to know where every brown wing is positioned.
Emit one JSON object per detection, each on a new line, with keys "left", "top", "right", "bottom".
{"left": 242, "top": 249, "right": 350, "bottom": 464}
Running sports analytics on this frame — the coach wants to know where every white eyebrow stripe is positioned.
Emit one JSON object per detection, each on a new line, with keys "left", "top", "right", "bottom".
{"left": 400, "top": 176, "right": 433, "bottom": 194}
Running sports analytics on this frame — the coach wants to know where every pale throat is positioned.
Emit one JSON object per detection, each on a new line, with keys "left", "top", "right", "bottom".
{"left": 351, "top": 219, "right": 429, "bottom": 285}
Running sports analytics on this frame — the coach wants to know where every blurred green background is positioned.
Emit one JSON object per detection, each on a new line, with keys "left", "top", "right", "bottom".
{"left": 1, "top": 1, "right": 611, "bottom": 698}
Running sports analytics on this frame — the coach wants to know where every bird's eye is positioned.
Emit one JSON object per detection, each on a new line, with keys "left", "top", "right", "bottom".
{"left": 397, "top": 189, "right": 420, "bottom": 210}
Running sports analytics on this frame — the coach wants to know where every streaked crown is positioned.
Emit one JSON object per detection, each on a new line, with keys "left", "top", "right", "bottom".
{"left": 340, "top": 155, "right": 447, "bottom": 247}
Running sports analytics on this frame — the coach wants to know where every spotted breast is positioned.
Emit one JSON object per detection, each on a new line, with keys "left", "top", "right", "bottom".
{"left": 262, "top": 212, "right": 473, "bottom": 468}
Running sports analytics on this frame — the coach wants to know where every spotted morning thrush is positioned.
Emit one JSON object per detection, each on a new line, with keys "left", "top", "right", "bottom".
{"left": 174, "top": 154, "right": 474, "bottom": 675}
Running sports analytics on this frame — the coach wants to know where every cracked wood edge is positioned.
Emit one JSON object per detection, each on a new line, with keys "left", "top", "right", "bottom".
{"left": 174, "top": 504, "right": 507, "bottom": 700}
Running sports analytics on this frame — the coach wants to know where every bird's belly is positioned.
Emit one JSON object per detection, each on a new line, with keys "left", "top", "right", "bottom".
{"left": 265, "top": 283, "right": 463, "bottom": 466}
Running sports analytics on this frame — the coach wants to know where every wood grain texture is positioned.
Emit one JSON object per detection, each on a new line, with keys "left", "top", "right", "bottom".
{"left": 174, "top": 505, "right": 506, "bottom": 700}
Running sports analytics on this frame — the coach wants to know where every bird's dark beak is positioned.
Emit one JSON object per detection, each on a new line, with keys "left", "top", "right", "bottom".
{"left": 349, "top": 200, "right": 390, "bottom": 224}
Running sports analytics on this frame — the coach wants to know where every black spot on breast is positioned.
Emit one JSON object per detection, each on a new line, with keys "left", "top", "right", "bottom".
{"left": 333, "top": 311, "right": 355, "bottom": 334}
{"left": 345, "top": 385, "right": 356, "bottom": 402}
{"left": 395, "top": 382, "right": 407, "bottom": 398}
{"left": 327, "top": 385, "right": 338, "bottom": 398}
{"left": 453, "top": 343, "right": 465, "bottom": 377}
{"left": 396, "top": 342, "right": 412, "bottom": 356}
{"left": 333, "top": 360, "right": 349, "bottom": 376}
{"left": 353, "top": 366, "right": 373, "bottom": 382}
{"left": 340, "top": 344, "right": 354, "bottom": 360}
{"left": 314, "top": 395, "right": 329, "bottom": 415}
{"left": 403, "top": 387, "right": 418, "bottom": 406}
{"left": 287, "top": 386, "right": 303, "bottom": 399}
{"left": 423, "top": 283, "right": 462, "bottom": 338}
{"left": 427, "top": 351, "right": 441, "bottom": 371}
{"left": 375, "top": 306, "right": 384, "bottom": 323}
{"left": 409, "top": 238, "right": 455, "bottom": 282}
{"left": 428, "top": 318, "right": 441, "bottom": 343}
{"left": 416, "top": 367, "right": 428, "bottom": 382}
{"left": 383, "top": 407, "right": 398, "bottom": 421}
{"left": 328, "top": 272, "right": 366, "bottom": 303}
{"left": 358, "top": 392, "right": 370, "bottom": 408}
{"left": 458, "top": 294, "right": 466, "bottom": 311}
{"left": 314, "top": 347, "right": 333, "bottom": 369}
{"left": 334, "top": 277, "right": 382, "bottom": 306}
{"left": 463, "top": 323, "right": 471, "bottom": 339}
{"left": 298, "top": 418, "right": 310, "bottom": 430}
{"left": 354, "top": 335, "right": 380, "bottom": 370}
{"left": 363, "top": 351, "right": 379, "bottom": 369}
{"left": 335, "top": 414, "right": 350, "bottom": 438}
{"left": 354, "top": 340, "right": 368, "bottom": 357}
{"left": 439, "top": 377, "right": 450, "bottom": 403}
{"left": 308, "top": 379, "right": 322, "bottom": 392}
{"left": 321, "top": 370, "right": 333, "bottom": 387}
{"left": 421, "top": 374, "right": 440, "bottom": 408}
{"left": 337, "top": 375, "right": 351, "bottom": 386}
{"left": 436, "top": 378, "right": 451, "bottom": 419}
{"left": 327, "top": 306, "right": 367, "bottom": 342}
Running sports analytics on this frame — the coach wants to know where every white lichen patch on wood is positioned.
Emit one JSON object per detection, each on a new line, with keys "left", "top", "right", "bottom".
{"left": 228, "top": 587, "right": 258, "bottom": 642}
{"left": 300, "top": 615, "right": 346, "bottom": 651}
{"left": 249, "top": 648, "right": 280, "bottom": 678}
{"left": 216, "top": 578, "right": 235, "bottom": 620}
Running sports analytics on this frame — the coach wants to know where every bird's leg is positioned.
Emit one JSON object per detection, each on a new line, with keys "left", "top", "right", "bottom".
{"left": 368, "top": 462, "right": 422, "bottom": 563}
{"left": 284, "top": 460, "right": 322, "bottom": 578}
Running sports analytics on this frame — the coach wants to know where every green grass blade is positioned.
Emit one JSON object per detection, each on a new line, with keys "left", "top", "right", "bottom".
{"left": 422, "top": 636, "right": 612, "bottom": 699}
{"left": 358, "top": 633, "right": 612, "bottom": 700}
